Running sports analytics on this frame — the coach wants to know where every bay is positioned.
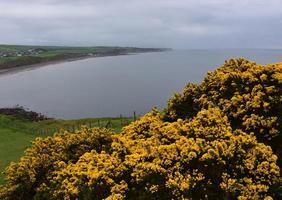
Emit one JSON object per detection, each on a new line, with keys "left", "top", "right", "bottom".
{"left": 0, "top": 49, "right": 281, "bottom": 119}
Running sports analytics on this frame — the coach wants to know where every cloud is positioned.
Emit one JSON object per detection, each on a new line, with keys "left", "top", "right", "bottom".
{"left": 0, "top": 0, "right": 281, "bottom": 48}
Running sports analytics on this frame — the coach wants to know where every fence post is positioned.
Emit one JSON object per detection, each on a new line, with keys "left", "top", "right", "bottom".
{"left": 133, "top": 111, "right": 137, "bottom": 121}
{"left": 120, "top": 114, "right": 123, "bottom": 125}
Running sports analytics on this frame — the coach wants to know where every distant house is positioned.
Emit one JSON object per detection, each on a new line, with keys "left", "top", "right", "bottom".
{"left": 0, "top": 48, "right": 45, "bottom": 58}
{"left": 0, "top": 52, "right": 6, "bottom": 58}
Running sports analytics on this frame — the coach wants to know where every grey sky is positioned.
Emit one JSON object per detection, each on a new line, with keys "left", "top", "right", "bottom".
{"left": 0, "top": 0, "right": 281, "bottom": 48}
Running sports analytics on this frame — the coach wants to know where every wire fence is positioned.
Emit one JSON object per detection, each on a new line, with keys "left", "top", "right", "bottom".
{"left": 31, "top": 111, "right": 139, "bottom": 136}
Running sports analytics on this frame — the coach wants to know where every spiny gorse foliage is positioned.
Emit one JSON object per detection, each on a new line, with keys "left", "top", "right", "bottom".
{"left": 1, "top": 58, "right": 281, "bottom": 200}
{"left": 165, "top": 59, "right": 282, "bottom": 163}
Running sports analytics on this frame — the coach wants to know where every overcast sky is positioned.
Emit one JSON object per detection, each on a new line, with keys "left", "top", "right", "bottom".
{"left": 0, "top": 0, "right": 281, "bottom": 49}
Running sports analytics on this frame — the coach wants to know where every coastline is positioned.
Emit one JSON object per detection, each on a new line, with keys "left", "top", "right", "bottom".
{"left": 0, "top": 53, "right": 131, "bottom": 76}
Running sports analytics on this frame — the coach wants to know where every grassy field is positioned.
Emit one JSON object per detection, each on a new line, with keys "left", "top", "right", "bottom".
{"left": 0, "top": 114, "right": 133, "bottom": 184}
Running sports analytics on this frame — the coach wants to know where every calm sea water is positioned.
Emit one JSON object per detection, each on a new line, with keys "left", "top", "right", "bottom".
{"left": 0, "top": 49, "right": 281, "bottom": 119}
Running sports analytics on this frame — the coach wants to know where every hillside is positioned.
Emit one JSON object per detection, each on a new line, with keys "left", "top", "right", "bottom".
{"left": 0, "top": 45, "right": 169, "bottom": 72}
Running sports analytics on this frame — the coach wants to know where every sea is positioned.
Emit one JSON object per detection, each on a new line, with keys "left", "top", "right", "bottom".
{"left": 0, "top": 49, "right": 281, "bottom": 119}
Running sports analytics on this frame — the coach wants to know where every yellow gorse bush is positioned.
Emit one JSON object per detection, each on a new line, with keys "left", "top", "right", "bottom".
{"left": 165, "top": 59, "right": 282, "bottom": 163}
{"left": 0, "top": 127, "right": 113, "bottom": 200}
{"left": 0, "top": 58, "right": 281, "bottom": 199}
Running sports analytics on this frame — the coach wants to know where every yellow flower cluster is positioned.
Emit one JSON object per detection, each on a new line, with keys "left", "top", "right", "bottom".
{"left": 0, "top": 127, "right": 113, "bottom": 200}
{"left": 165, "top": 58, "right": 282, "bottom": 164}
{"left": 0, "top": 59, "right": 281, "bottom": 199}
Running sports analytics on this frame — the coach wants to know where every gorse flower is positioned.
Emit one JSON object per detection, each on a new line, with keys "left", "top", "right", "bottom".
{"left": 0, "top": 58, "right": 281, "bottom": 199}
{"left": 165, "top": 58, "right": 282, "bottom": 163}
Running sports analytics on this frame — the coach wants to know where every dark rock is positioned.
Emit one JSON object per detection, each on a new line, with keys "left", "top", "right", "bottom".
{"left": 0, "top": 106, "right": 51, "bottom": 121}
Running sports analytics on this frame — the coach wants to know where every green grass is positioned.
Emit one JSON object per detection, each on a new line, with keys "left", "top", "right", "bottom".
{"left": 0, "top": 57, "right": 18, "bottom": 64}
{"left": 0, "top": 114, "right": 133, "bottom": 184}
{"left": 0, "top": 128, "right": 34, "bottom": 185}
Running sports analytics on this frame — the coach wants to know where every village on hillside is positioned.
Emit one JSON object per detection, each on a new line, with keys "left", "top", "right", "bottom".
{"left": 0, "top": 48, "right": 45, "bottom": 58}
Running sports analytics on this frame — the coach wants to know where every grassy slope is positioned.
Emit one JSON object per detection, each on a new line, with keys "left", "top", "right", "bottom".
{"left": 0, "top": 114, "right": 133, "bottom": 184}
